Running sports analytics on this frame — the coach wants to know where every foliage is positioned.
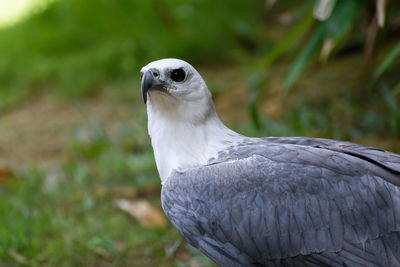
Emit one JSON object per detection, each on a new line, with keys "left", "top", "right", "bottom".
{"left": 259, "top": 0, "right": 400, "bottom": 90}
{"left": 0, "top": 0, "right": 264, "bottom": 111}
{"left": 247, "top": 0, "right": 400, "bottom": 133}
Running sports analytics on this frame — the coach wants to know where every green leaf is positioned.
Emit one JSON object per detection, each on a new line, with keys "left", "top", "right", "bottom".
{"left": 318, "top": 0, "right": 365, "bottom": 60}
{"left": 259, "top": 11, "right": 314, "bottom": 68}
{"left": 380, "top": 83, "right": 399, "bottom": 113}
{"left": 283, "top": 25, "right": 324, "bottom": 91}
{"left": 392, "top": 81, "right": 400, "bottom": 96}
{"left": 324, "top": 0, "right": 365, "bottom": 39}
{"left": 373, "top": 42, "right": 400, "bottom": 82}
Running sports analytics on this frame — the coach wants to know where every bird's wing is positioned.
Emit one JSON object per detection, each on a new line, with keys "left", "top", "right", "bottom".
{"left": 162, "top": 144, "right": 400, "bottom": 267}
{"left": 263, "top": 136, "right": 400, "bottom": 174}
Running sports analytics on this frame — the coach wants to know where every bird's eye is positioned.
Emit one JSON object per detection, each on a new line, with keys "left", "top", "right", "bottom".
{"left": 140, "top": 73, "right": 143, "bottom": 80}
{"left": 170, "top": 69, "right": 186, "bottom": 82}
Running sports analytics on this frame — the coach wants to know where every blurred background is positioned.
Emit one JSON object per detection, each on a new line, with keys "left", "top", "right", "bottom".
{"left": 0, "top": 0, "right": 399, "bottom": 266}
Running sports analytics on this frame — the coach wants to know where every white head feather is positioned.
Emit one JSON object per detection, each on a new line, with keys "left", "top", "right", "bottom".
{"left": 141, "top": 58, "right": 243, "bottom": 182}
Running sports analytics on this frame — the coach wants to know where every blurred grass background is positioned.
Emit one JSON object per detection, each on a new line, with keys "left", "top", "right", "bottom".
{"left": 0, "top": 0, "right": 399, "bottom": 266}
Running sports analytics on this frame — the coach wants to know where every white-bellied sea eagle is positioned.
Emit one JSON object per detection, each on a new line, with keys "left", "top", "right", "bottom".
{"left": 141, "top": 58, "right": 400, "bottom": 267}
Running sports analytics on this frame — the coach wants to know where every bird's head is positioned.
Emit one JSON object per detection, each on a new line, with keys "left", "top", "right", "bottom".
{"left": 140, "top": 59, "right": 214, "bottom": 121}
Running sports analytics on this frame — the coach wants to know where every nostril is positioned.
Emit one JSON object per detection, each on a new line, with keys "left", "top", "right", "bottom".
{"left": 152, "top": 71, "right": 159, "bottom": 78}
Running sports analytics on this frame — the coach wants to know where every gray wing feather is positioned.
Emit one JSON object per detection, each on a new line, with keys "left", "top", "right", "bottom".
{"left": 219, "top": 137, "right": 400, "bottom": 185}
{"left": 263, "top": 136, "right": 400, "bottom": 177}
{"left": 162, "top": 142, "right": 400, "bottom": 266}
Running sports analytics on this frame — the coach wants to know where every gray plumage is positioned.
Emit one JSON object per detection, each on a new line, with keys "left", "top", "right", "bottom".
{"left": 140, "top": 59, "right": 400, "bottom": 267}
{"left": 162, "top": 137, "right": 400, "bottom": 266}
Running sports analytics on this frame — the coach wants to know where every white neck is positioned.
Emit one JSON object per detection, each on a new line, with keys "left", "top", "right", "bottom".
{"left": 147, "top": 98, "right": 242, "bottom": 182}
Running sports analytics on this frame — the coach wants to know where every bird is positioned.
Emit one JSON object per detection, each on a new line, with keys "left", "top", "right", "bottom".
{"left": 140, "top": 58, "right": 400, "bottom": 267}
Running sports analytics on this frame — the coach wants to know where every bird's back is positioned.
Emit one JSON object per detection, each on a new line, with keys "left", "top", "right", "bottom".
{"left": 162, "top": 138, "right": 400, "bottom": 266}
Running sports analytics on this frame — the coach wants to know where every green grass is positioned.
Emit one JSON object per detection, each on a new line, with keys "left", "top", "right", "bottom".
{"left": 0, "top": 120, "right": 216, "bottom": 266}
{"left": 0, "top": 168, "right": 176, "bottom": 266}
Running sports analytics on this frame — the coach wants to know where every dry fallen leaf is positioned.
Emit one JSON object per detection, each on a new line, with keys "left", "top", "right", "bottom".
{"left": 0, "top": 166, "right": 15, "bottom": 183}
{"left": 8, "top": 250, "right": 32, "bottom": 265}
{"left": 115, "top": 199, "right": 168, "bottom": 229}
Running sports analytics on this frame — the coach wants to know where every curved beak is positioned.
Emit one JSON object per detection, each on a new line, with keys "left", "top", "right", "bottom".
{"left": 141, "top": 70, "right": 165, "bottom": 104}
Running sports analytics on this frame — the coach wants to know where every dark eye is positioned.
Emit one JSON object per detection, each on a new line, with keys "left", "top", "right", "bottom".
{"left": 170, "top": 69, "right": 186, "bottom": 82}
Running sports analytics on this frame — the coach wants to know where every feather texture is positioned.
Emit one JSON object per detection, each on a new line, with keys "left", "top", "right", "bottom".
{"left": 162, "top": 139, "right": 400, "bottom": 266}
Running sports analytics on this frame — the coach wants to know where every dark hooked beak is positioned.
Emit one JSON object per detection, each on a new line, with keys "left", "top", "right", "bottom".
{"left": 141, "top": 69, "right": 165, "bottom": 104}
